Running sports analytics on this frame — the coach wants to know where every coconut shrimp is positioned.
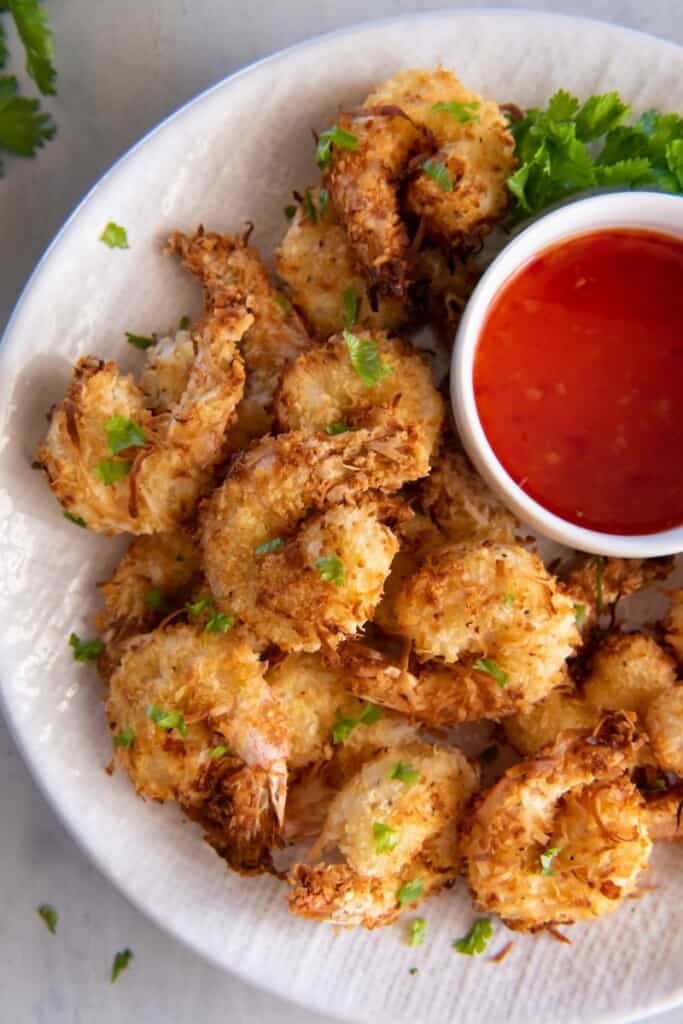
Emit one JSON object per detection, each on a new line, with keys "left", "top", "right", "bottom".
{"left": 667, "top": 590, "right": 683, "bottom": 664}
{"left": 642, "top": 785, "right": 683, "bottom": 842}
{"left": 275, "top": 332, "right": 444, "bottom": 479}
{"left": 139, "top": 328, "right": 196, "bottom": 411}
{"left": 200, "top": 423, "right": 432, "bottom": 651}
{"left": 463, "top": 713, "right": 652, "bottom": 930}
{"left": 504, "top": 682, "right": 599, "bottom": 756}
{"left": 644, "top": 686, "right": 683, "bottom": 776}
{"left": 107, "top": 623, "right": 289, "bottom": 872}
{"left": 275, "top": 188, "right": 410, "bottom": 338}
{"left": 324, "top": 106, "right": 433, "bottom": 296}
{"left": 419, "top": 445, "right": 517, "bottom": 544}
{"left": 36, "top": 292, "right": 251, "bottom": 534}
{"left": 562, "top": 554, "right": 674, "bottom": 638}
{"left": 168, "top": 227, "right": 312, "bottom": 448}
{"left": 411, "top": 245, "right": 483, "bottom": 335}
{"left": 289, "top": 742, "right": 478, "bottom": 927}
{"left": 373, "top": 513, "right": 445, "bottom": 635}
{"left": 366, "top": 68, "right": 516, "bottom": 249}
{"left": 583, "top": 632, "right": 677, "bottom": 716}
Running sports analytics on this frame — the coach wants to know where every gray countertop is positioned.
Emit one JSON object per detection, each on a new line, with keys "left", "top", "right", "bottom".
{"left": 1, "top": 3, "right": 682, "bottom": 1022}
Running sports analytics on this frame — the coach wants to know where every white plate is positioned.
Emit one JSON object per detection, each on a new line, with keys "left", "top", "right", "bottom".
{"left": 0, "top": 11, "right": 681, "bottom": 1024}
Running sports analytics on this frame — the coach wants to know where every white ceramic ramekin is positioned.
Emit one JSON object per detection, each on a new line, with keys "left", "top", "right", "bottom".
{"left": 451, "top": 191, "right": 683, "bottom": 557}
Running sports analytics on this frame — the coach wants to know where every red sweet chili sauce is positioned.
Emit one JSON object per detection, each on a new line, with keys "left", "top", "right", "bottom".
{"left": 474, "top": 228, "right": 683, "bottom": 535}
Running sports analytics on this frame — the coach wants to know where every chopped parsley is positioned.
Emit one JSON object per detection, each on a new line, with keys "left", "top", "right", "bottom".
{"left": 96, "top": 458, "right": 132, "bottom": 486}
{"left": 316, "top": 555, "right": 345, "bottom": 586}
{"left": 574, "top": 603, "right": 587, "bottom": 628}
{"left": 473, "top": 658, "right": 509, "bottom": 687}
{"left": 8, "top": 1, "right": 57, "bottom": 96}
{"left": 255, "top": 537, "right": 284, "bottom": 556}
{"left": 504, "top": 592, "right": 514, "bottom": 607}
{"left": 343, "top": 286, "right": 359, "bottom": 329}
{"left": 63, "top": 510, "right": 86, "bottom": 528}
{"left": 69, "top": 633, "right": 104, "bottom": 662}
{"left": 303, "top": 188, "right": 317, "bottom": 224}
{"left": 275, "top": 292, "right": 293, "bottom": 316}
{"left": 422, "top": 159, "right": 453, "bottom": 192}
{"left": 145, "top": 588, "right": 166, "bottom": 612}
{"left": 409, "top": 967, "right": 419, "bottom": 976}
{"left": 453, "top": 918, "right": 493, "bottom": 956}
{"left": 373, "top": 821, "right": 400, "bottom": 854}
{"left": 146, "top": 705, "right": 188, "bottom": 738}
{"left": 318, "top": 188, "right": 329, "bottom": 217}
{"left": 343, "top": 329, "right": 393, "bottom": 387}
{"left": 99, "top": 222, "right": 129, "bottom": 249}
{"left": 480, "top": 744, "right": 499, "bottom": 764}
{"left": 389, "top": 761, "right": 420, "bottom": 785}
{"left": 111, "top": 948, "right": 133, "bottom": 983}
{"left": 316, "top": 124, "right": 358, "bottom": 168}
{"left": 397, "top": 879, "right": 423, "bottom": 907}
{"left": 332, "top": 702, "right": 382, "bottom": 744}
{"left": 540, "top": 846, "right": 561, "bottom": 876}
{"left": 205, "top": 612, "right": 235, "bottom": 634}
{"left": 325, "top": 422, "right": 351, "bottom": 435}
{"left": 179, "top": 315, "right": 191, "bottom": 330}
{"left": 407, "top": 917, "right": 426, "bottom": 947}
{"left": 104, "top": 415, "right": 145, "bottom": 455}
{"left": 210, "top": 745, "right": 228, "bottom": 759}
{"left": 186, "top": 597, "right": 211, "bottom": 617}
{"left": 284, "top": 203, "right": 297, "bottom": 221}
{"left": 113, "top": 727, "right": 134, "bottom": 749}
{"left": 594, "top": 555, "right": 605, "bottom": 616}
{"left": 431, "top": 100, "right": 480, "bottom": 123}
{"left": 125, "top": 331, "right": 155, "bottom": 350}
{"left": 37, "top": 904, "right": 58, "bottom": 934}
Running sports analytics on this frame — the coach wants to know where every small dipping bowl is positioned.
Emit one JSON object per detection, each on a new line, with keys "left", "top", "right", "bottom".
{"left": 451, "top": 191, "right": 683, "bottom": 557}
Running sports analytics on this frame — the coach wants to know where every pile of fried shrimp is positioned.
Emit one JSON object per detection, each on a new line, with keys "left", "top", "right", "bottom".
{"left": 36, "top": 67, "right": 683, "bottom": 938}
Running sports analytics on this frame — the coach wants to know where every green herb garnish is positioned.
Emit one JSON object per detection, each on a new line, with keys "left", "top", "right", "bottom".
{"left": 125, "top": 332, "right": 155, "bottom": 350}
{"left": 397, "top": 879, "right": 423, "bottom": 907}
{"left": 316, "top": 124, "right": 358, "bottom": 168}
{"left": 325, "top": 422, "right": 351, "bottom": 435}
{"left": 343, "top": 329, "right": 393, "bottom": 387}
{"left": 63, "top": 511, "right": 86, "bottom": 528}
{"left": 284, "top": 203, "right": 297, "bottom": 221}
{"left": 316, "top": 555, "right": 345, "bottom": 586}
{"left": 504, "top": 592, "right": 514, "bottom": 607}
{"left": 96, "top": 458, "right": 131, "bottom": 486}
{"left": 37, "top": 904, "right": 58, "bottom": 934}
{"left": 145, "top": 588, "right": 166, "bottom": 613}
{"left": 407, "top": 917, "right": 426, "bottom": 947}
{"left": 318, "top": 188, "right": 329, "bottom": 217}
{"left": 186, "top": 597, "right": 211, "bottom": 617}
{"left": 210, "top": 745, "right": 228, "bottom": 759}
{"left": 303, "top": 188, "right": 317, "bottom": 224}
{"left": 104, "top": 415, "right": 145, "bottom": 455}
{"left": 205, "top": 612, "right": 235, "bottom": 634}
{"left": 179, "top": 315, "right": 191, "bottom": 330}
{"left": 343, "top": 286, "right": 359, "bottom": 329}
{"left": 373, "top": 821, "right": 400, "bottom": 854}
{"left": 111, "top": 948, "right": 133, "bottom": 983}
{"left": 99, "top": 222, "right": 129, "bottom": 249}
{"left": 431, "top": 100, "right": 479, "bottom": 123}
{"left": 422, "top": 159, "right": 453, "bottom": 192}
{"left": 574, "top": 603, "right": 587, "bottom": 628}
{"left": 275, "top": 292, "right": 293, "bottom": 316}
{"left": 409, "top": 967, "right": 419, "bottom": 976}
{"left": 453, "top": 918, "right": 493, "bottom": 956}
{"left": 113, "top": 727, "right": 134, "bottom": 749}
{"left": 473, "top": 658, "right": 509, "bottom": 687}
{"left": 540, "top": 846, "right": 561, "bottom": 876}
{"left": 146, "top": 705, "right": 188, "bottom": 738}
{"left": 69, "top": 633, "right": 104, "bottom": 662}
{"left": 331, "top": 702, "right": 382, "bottom": 744}
{"left": 255, "top": 537, "right": 284, "bottom": 555}
{"left": 389, "top": 761, "right": 420, "bottom": 785}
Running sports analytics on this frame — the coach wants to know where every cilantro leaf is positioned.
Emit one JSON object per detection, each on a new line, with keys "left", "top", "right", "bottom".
{"left": 100, "top": 222, "right": 129, "bottom": 249}
{"left": 431, "top": 100, "right": 479, "bottom": 123}
{"left": 204, "top": 612, "right": 235, "bottom": 634}
{"left": 666, "top": 139, "right": 683, "bottom": 189}
{"left": 0, "top": 20, "right": 7, "bottom": 70}
{"left": 111, "top": 948, "right": 133, "bottom": 983}
{"left": 343, "top": 329, "right": 393, "bottom": 387}
{"left": 325, "top": 422, "right": 351, "bottom": 435}
{"left": 573, "top": 603, "right": 586, "bottom": 628}
{"left": 125, "top": 331, "right": 155, "bottom": 350}
{"left": 146, "top": 705, "right": 188, "bottom": 738}
{"left": 186, "top": 597, "right": 211, "bottom": 618}
{"left": 284, "top": 203, "right": 297, "bottom": 221}
{"left": 0, "top": 73, "right": 54, "bottom": 158}
{"left": 104, "top": 415, "right": 145, "bottom": 454}
{"left": 316, "top": 124, "right": 358, "bottom": 168}
{"left": 303, "top": 189, "right": 317, "bottom": 224}
{"left": 179, "top": 315, "right": 190, "bottom": 331}
{"left": 318, "top": 188, "right": 329, "bottom": 217}
{"left": 255, "top": 537, "right": 284, "bottom": 555}
{"left": 63, "top": 510, "right": 86, "bottom": 528}
{"left": 407, "top": 917, "right": 426, "bottom": 947}
{"left": 540, "top": 845, "right": 561, "bottom": 875}
{"left": 473, "top": 658, "right": 509, "bottom": 687}
{"left": 69, "top": 633, "right": 104, "bottom": 662}
{"left": 373, "top": 821, "right": 399, "bottom": 854}
{"left": 343, "top": 286, "right": 359, "bottom": 329}
{"left": 7, "top": 0, "right": 56, "bottom": 95}
{"left": 274, "top": 292, "right": 293, "bottom": 316}
{"left": 389, "top": 761, "right": 420, "bottom": 785}
{"left": 316, "top": 555, "right": 345, "bottom": 586}
{"left": 397, "top": 879, "right": 423, "bottom": 907}
{"left": 595, "top": 157, "right": 654, "bottom": 188}
{"left": 422, "top": 158, "right": 452, "bottom": 192}
{"left": 96, "top": 459, "right": 132, "bottom": 486}
{"left": 37, "top": 904, "right": 57, "bottom": 934}
{"left": 332, "top": 702, "right": 382, "bottom": 744}
{"left": 453, "top": 918, "right": 493, "bottom": 956}
{"left": 574, "top": 92, "right": 630, "bottom": 141}
{"left": 145, "top": 588, "right": 166, "bottom": 613}
{"left": 358, "top": 703, "right": 382, "bottom": 726}
{"left": 409, "top": 967, "right": 419, "bottom": 976}
{"left": 113, "top": 727, "right": 134, "bottom": 748}
{"left": 547, "top": 89, "right": 579, "bottom": 122}
{"left": 210, "top": 745, "right": 228, "bottom": 759}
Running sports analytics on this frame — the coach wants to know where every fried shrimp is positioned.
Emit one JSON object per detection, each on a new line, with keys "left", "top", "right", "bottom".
{"left": 644, "top": 686, "right": 683, "bottom": 776}
{"left": 37, "top": 293, "right": 251, "bottom": 534}
{"left": 288, "top": 742, "right": 478, "bottom": 927}
{"left": 562, "top": 555, "right": 674, "bottom": 638}
{"left": 107, "top": 623, "right": 289, "bottom": 872}
{"left": 504, "top": 684, "right": 599, "bottom": 756}
{"left": 642, "top": 785, "right": 683, "bottom": 842}
{"left": 419, "top": 445, "right": 517, "bottom": 544}
{"left": 275, "top": 188, "right": 410, "bottom": 338}
{"left": 167, "top": 228, "right": 312, "bottom": 447}
{"left": 201, "top": 423, "right": 434, "bottom": 651}
{"left": 583, "top": 632, "right": 677, "bottom": 716}
{"left": 373, "top": 513, "right": 445, "bottom": 635}
{"left": 667, "top": 590, "right": 683, "bottom": 664}
{"left": 324, "top": 106, "right": 433, "bottom": 296}
{"left": 366, "top": 68, "right": 516, "bottom": 250}
{"left": 463, "top": 714, "right": 652, "bottom": 930}
{"left": 139, "top": 328, "right": 196, "bottom": 411}
{"left": 275, "top": 332, "right": 444, "bottom": 477}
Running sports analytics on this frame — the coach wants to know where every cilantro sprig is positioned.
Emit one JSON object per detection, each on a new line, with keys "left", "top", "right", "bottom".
{"left": 69, "top": 632, "right": 104, "bottom": 662}
{"left": 316, "top": 555, "right": 345, "bottom": 586}
{"left": 422, "top": 159, "right": 453, "bottom": 192}
{"left": 453, "top": 918, "right": 493, "bottom": 956}
{"left": 473, "top": 657, "right": 509, "bottom": 687}
{"left": 111, "top": 948, "right": 133, "bottom": 983}
{"left": 507, "top": 89, "right": 683, "bottom": 222}
{"left": 37, "top": 903, "right": 58, "bottom": 934}
{"left": 431, "top": 100, "right": 480, "bottom": 123}
{"left": 344, "top": 329, "right": 393, "bottom": 387}
{"left": 332, "top": 702, "right": 382, "bottom": 744}
{"left": 146, "top": 704, "right": 188, "bottom": 739}
{"left": 104, "top": 415, "right": 145, "bottom": 454}
{"left": 316, "top": 123, "right": 358, "bottom": 169}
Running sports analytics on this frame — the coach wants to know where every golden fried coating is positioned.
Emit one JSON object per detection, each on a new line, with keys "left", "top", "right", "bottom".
{"left": 200, "top": 425, "right": 432, "bottom": 651}
{"left": 366, "top": 69, "right": 515, "bottom": 249}
{"left": 107, "top": 623, "right": 289, "bottom": 872}
{"left": 420, "top": 445, "right": 517, "bottom": 544}
{"left": 289, "top": 742, "right": 477, "bottom": 927}
{"left": 644, "top": 686, "right": 683, "bottom": 776}
{"left": 373, "top": 513, "right": 445, "bottom": 635}
{"left": 642, "top": 785, "right": 683, "bottom": 842}
{"left": 168, "top": 228, "right": 312, "bottom": 448}
{"left": 463, "top": 714, "right": 651, "bottom": 930}
{"left": 583, "top": 632, "right": 677, "bottom": 716}
{"left": 562, "top": 555, "right": 674, "bottom": 638}
{"left": 37, "top": 293, "right": 251, "bottom": 534}
{"left": 324, "top": 107, "right": 433, "bottom": 296}
{"left": 275, "top": 188, "right": 410, "bottom": 338}
{"left": 504, "top": 683, "right": 599, "bottom": 756}
{"left": 139, "top": 329, "right": 195, "bottom": 411}
{"left": 411, "top": 245, "right": 482, "bottom": 334}
{"left": 275, "top": 332, "right": 444, "bottom": 478}
{"left": 667, "top": 590, "right": 683, "bottom": 664}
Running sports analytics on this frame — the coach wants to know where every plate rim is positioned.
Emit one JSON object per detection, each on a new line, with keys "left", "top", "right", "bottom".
{"left": 1, "top": 9, "right": 682, "bottom": 1024}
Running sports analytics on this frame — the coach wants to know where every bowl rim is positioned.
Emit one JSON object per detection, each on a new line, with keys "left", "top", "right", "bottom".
{"left": 451, "top": 190, "right": 683, "bottom": 558}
